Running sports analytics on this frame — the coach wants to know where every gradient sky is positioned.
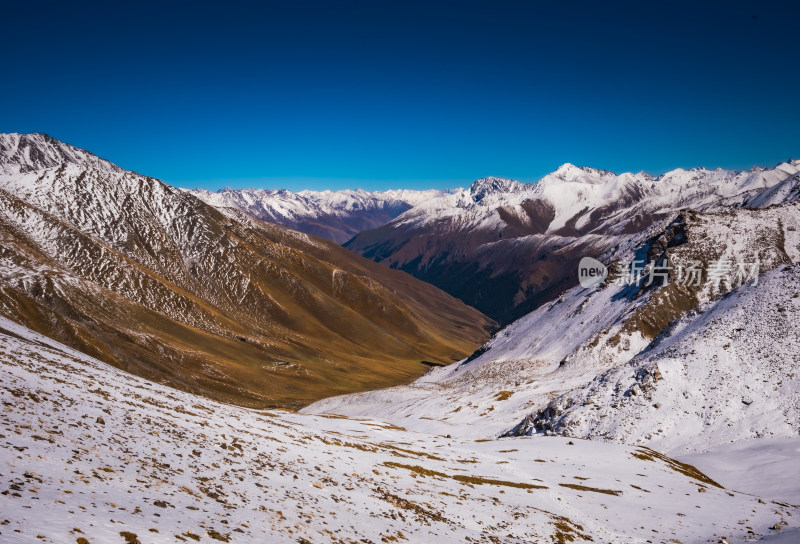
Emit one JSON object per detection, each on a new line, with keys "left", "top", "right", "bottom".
{"left": 2, "top": 0, "right": 798, "bottom": 191}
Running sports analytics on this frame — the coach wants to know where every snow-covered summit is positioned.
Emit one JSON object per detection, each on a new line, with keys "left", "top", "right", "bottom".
{"left": 468, "top": 176, "right": 530, "bottom": 202}
{"left": 543, "top": 162, "right": 618, "bottom": 184}
{"left": 0, "top": 132, "right": 121, "bottom": 176}
{"left": 383, "top": 158, "right": 800, "bottom": 236}
{"left": 346, "top": 156, "right": 800, "bottom": 323}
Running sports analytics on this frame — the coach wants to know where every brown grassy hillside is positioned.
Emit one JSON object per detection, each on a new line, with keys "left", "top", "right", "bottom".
{"left": 0, "top": 134, "right": 494, "bottom": 408}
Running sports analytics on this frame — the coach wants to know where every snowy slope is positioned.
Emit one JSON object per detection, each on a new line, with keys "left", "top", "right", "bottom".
{"left": 188, "top": 186, "right": 449, "bottom": 243}
{"left": 306, "top": 202, "right": 800, "bottom": 447}
{"left": 513, "top": 264, "right": 800, "bottom": 454}
{"left": 679, "top": 438, "right": 800, "bottom": 506}
{"left": 1, "top": 315, "right": 797, "bottom": 543}
{"left": 746, "top": 172, "right": 800, "bottom": 208}
{"left": 0, "top": 133, "right": 122, "bottom": 176}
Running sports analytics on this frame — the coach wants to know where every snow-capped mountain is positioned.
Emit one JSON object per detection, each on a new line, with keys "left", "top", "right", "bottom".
{"left": 188, "top": 186, "right": 449, "bottom": 243}
{"left": 2, "top": 133, "right": 799, "bottom": 541}
{"left": 0, "top": 133, "right": 493, "bottom": 408}
{"left": 2, "top": 315, "right": 795, "bottom": 543}
{"left": 0, "top": 132, "right": 122, "bottom": 175}
{"left": 346, "top": 160, "right": 800, "bottom": 324}
{"left": 299, "top": 162, "right": 800, "bottom": 538}
{"left": 745, "top": 171, "right": 800, "bottom": 207}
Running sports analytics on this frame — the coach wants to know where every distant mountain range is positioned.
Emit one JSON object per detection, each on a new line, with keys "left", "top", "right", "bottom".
{"left": 0, "top": 133, "right": 493, "bottom": 408}
{"left": 344, "top": 161, "right": 800, "bottom": 324}
{"left": 188, "top": 186, "right": 450, "bottom": 243}
{"left": 187, "top": 162, "right": 800, "bottom": 327}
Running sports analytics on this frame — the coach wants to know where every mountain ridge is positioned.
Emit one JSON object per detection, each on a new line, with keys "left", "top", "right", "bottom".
{"left": 0, "top": 133, "right": 494, "bottom": 408}
{"left": 0, "top": 132, "right": 122, "bottom": 175}
{"left": 188, "top": 185, "right": 452, "bottom": 243}
{"left": 345, "top": 157, "right": 800, "bottom": 323}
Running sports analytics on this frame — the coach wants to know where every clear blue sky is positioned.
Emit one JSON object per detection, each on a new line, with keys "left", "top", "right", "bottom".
{"left": 2, "top": 0, "right": 798, "bottom": 191}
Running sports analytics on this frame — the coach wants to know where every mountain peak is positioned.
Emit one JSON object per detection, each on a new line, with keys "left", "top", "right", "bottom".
{"left": 554, "top": 162, "right": 580, "bottom": 174}
{"left": 468, "top": 176, "right": 527, "bottom": 202}
{"left": 550, "top": 162, "right": 616, "bottom": 182}
{"left": 0, "top": 132, "right": 121, "bottom": 176}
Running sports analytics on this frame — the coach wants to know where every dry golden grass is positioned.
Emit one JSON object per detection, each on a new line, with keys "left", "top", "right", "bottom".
{"left": 558, "top": 483, "right": 622, "bottom": 496}
{"left": 631, "top": 447, "right": 723, "bottom": 488}
{"left": 383, "top": 462, "right": 548, "bottom": 490}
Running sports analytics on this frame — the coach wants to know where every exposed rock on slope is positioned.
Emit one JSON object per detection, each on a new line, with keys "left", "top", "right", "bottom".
{"left": 0, "top": 133, "right": 493, "bottom": 408}
{"left": 511, "top": 264, "right": 800, "bottom": 454}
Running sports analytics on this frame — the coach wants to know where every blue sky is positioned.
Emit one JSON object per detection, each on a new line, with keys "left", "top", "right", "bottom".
{"left": 2, "top": 0, "right": 798, "bottom": 192}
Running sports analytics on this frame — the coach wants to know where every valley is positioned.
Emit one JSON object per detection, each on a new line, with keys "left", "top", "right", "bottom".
{"left": 1, "top": 133, "right": 798, "bottom": 542}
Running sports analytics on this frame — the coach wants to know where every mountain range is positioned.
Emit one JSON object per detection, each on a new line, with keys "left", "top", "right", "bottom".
{"left": 1, "top": 132, "right": 799, "bottom": 542}
{"left": 188, "top": 186, "right": 449, "bottom": 243}
{"left": 345, "top": 161, "right": 800, "bottom": 324}
{"left": 0, "top": 133, "right": 493, "bottom": 408}
{"left": 186, "top": 159, "right": 800, "bottom": 327}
